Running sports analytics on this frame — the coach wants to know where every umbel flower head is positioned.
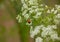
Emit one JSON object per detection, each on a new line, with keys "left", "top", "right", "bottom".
{"left": 16, "top": 0, "right": 60, "bottom": 42}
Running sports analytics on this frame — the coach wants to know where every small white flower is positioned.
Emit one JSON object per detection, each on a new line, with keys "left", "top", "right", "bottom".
{"left": 36, "top": 12, "right": 42, "bottom": 16}
{"left": 51, "top": 8, "right": 54, "bottom": 12}
{"left": 47, "top": 25, "right": 57, "bottom": 29}
{"left": 45, "top": 5, "right": 48, "bottom": 8}
{"left": 50, "top": 33, "right": 60, "bottom": 40}
{"left": 41, "top": 27, "right": 52, "bottom": 37}
{"left": 54, "top": 10, "right": 58, "bottom": 14}
{"left": 33, "top": 12, "right": 42, "bottom": 19}
{"left": 41, "top": 31, "right": 48, "bottom": 37}
{"left": 16, "top": 15, "right": 20, "bottom": 20}
{"left": 54, "top": 19, "right": 60, "bottom": 24}
{"left": 40, "top": 4, "right": 44, "bottom": 6}
{"left": 22, "top": 10, "right": 28, "bottom": 16}
{"left": 49, "top": 31, "right": 56, "bottom": 35}
{"left": 47, "top": 9, "right": 51, "bottom": 13}
{"left": 23, "top": 3, "right": 28, "bottom": 9}
{"left": 30, "top": 26, "right": 33, "bottom": 33}
{"left": 21, "top": 0, "right": 24, "bottom": 3}
{"left": 18, "top": 17, "right": 22, "bottom": 23}
{"left": 39, "top": 8, "right": 44, "bottom": 11}
{"left": 24, "top": 14, "right": 30, "bottom": 20}
{"left": 29, "top": 9, "right": 34, "bottom": 13}
{"left": 30, "top": 25, "right": 42, "bottom": 38}
{"left": 32, "top": 6, "right": 38, "bottom": 8}
{"left": 56, "top": 14, "right": 60, "bottom": 18}
{"left": 35, "top": 8, "right": 39, "bottom": 12}
{"left": 55, "top": 5, "right": 60, "bottom": 10}
{"left": 35, "top": 37, "right": 43, "bottom": 42}
{"left": 16, "top": 15, "right": 22, "bottom": 23}
{"left": 51, "top": 25, "right": 57, "bottom": 29}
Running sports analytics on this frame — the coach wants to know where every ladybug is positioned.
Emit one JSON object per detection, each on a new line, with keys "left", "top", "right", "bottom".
{"left": 27, "top": 19, "right": 31, "bottom": 24}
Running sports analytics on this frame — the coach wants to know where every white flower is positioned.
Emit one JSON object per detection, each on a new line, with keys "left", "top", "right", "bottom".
{"left": 23, "top": 3, "right": 28, "bottom": 9}
{"left": 47, "top": 25, "right": 57, "bottom": 29}
{"left": 30, "top": 25, "right": 42, "bottom": 38}
{"left": 45, "top": 5, "right": 48, "bottom": 8}
{"left": 16, "top": 15, "right": 20, "bottom": 20}
{"left": 21, "top": 0, "right": 24, "bottom": 3}
{"left": 35, "top": 37, "right": 43, "bottom": 42}
{"left": 41, "top": 27, "right": 52, "bottom": 37}
{"left": 16, "top": 15, "right": 22, "bottom": 23}
{"left": 33, "top": 12, "right": 42, "bottom": 19}
{"left": 54, "top": 10, "right": 58, "bottom": 14}
{"left": 41, "top": 25, "right": 57, "bottom": 37}
{"left": 35, "top": 8, "right": 39, "bottom": 12}
{"left": 30, "top": 30, "right": 40, "bottom": 38}
{"left": 54, "top": 19, "right": 60, "bottom": 24}
{"left": 18, "top": 17, "right": 22, "bottom": 23}
{"left": 56, "top": 14, "right": 60, "bottom": 18}
{"left": 29, "top": 0, "right": 38, "bottom": 5}
{"left": 29, "top": 9, "right": 34, "bottom": 13}
{"left": 49, "top": 31, "right": 56, "bottom": 35}
{"left": 24, "top": 14, "right": 30, "bottom": 20}
{"left": 51, "top": 25, "right": 57, "bottom": 29}
{"left": 55, "top": 5, "right": 60, "bottom": 10}
{"left": 47, "top": 9, "right": 51, "bottom": 13}
{"left": 29, "top": 0, "right": 34, "bottom": 5}
{"left": 51, "top": 8, "right": 54, "bottom": 12}
{"left": 32, "top": 6, "right": 38, "bottom": 8}
{"left": 30, "top": 26, "right": 33, "bottom": 34}
{"left": 30, "top": 26, "right": 34, "bottom": 38}
{"left": 22, "top": 10, "right": 28, "bottom": 16}
{"left": 36, "top": 12, "right": 42, "bottom": 16}
{"left": 50, "top": 33, "right": 60, "bottom": 40}
{"left": 40, "top": 4, "right": 44, "bottom": 6}
{"left": 39, "top": 8, "right": 44, "bottom": 11}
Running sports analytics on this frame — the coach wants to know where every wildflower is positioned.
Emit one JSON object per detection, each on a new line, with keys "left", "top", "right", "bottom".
{"left": 22, "top": 10, "right": 28, "bottom": 16}
{"left": 16, "top": 15, "right": 22, "bottom": 23}
{"left": 54, "top": 19, "right": 60, "bottom": 24}
{"left": 56, "top": 14, "right": 60, "bottom": 18}
{"left": 47, "top": 9, "right": 51, "bottom": 13}
{"left": 39, "top": 8, "right": 44, "bottom": 11}
{"left": 40, "top": 4, "right": 44, "bottom": 7}
{"left": 55, "top": 5, "right": 60, "bottom": 10}
{"left": 30, "top": 25, "right": 42, "bottom": 38}
{"left": 45, "top": 5, "right": 48, "bottom": 8}
{"left": 33, "top": 12, "right": 42, "bottom": 19}
{"left": 29, "top": 9, "right": 34, "bottom": 13}
{"left": 51, "top": 8, "right": 54, "bottom": 13}
{"left": 54, "top": 10, "right": 58, "bottom": 14}
{"left": 51, "top": 25, "right": 57, "bottom": 29}
{"left": 50, "top": 33, "right": 60, "bottom": 40}
{"left": 35, "top": 37, "right": 43, "bottom": 42}
{"left": 23, "top": 3, "right": 28, "bottom": 9}
{"left": 24, "top": 14, "right": 30, "bottom": 20}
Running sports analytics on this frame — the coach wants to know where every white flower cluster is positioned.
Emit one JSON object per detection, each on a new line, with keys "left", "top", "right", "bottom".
{"left": 35, "top": 37, "right": 43, "bottom": 42}
{"left": 16, "top": 15, "right": 22, "bottom": 23}
{"left": 20, "top": 0, "right": 45, "bottom": 20}
{"left": 16, "top": 0, "right": 60, "bottom": 42}
{"left": 30, "top": 25, "right": 60, "bottom": 41}
{"left": 55, "top": 5, "right": 60, "bottom": 10}
{"left": 30, "top": 25, "right": 43, "bottom": 38}
{"left": 54, "top": 14, "right": 60, "bottom": 24}
{"left": 47, "top": 8, "right": 58, "bottom": 14}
